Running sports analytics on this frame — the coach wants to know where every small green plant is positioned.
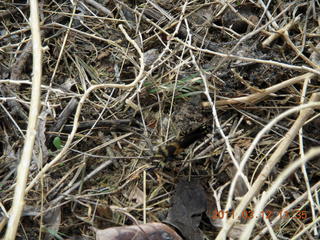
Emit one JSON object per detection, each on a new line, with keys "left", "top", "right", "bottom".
{"left": 53, "top": 136, "right": 63, "bottom": 150}
{"left": 145, "top": 73, "right": 203, "bottom": 97}
{"left": 45, "top": 228, "right": 67, "bottom": 240}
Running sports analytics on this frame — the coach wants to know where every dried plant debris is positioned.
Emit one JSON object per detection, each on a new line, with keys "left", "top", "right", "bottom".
{"left": 95, "top": 222, "right": 182, "bottom": 240}
{"left": 1, "top": 0, "right": 320, "bottom": 239}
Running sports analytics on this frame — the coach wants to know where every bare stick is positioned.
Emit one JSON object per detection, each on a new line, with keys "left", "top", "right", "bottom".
{"left": 84, "top": 0, "right": 114, "bottom": 17}
{"left": 174, "top": 37, "right": 320, "bottom": 76}
{"left": 240, "top": 147, "right": 320, "bottom": 239}
{"left": 0, "top": 23, "right": 145, "bottom": 233}
{"left": 4, "top": 0, "right": 43, "bottom": 239}
{"left": 0, "top": 79, "right": 69, "bottom": 94}
{"left": 262, "top": 16, "right": 299, "bottom": 48}
{"left": 257, "top": 0, "right": 279, "bottom": 30}
{"left": 46, "top": 97, "right": 79, "bottom": 145}
{"left": 202, "top": 72, "right": 316, "bottom": 107}
{"left": 254, "top": 180, "right": 320, "bottom": 240}
{"left": 25, "top": 24, "right": 144, "bottom": 193}
{"left": 298, "top": 76, "right": 318, "bottom": 236}
{"left": 217, "top": 93, "right": 320, "bottom": 239}
{"left": 291, "top": 216, "right": 320, "bottom": 240}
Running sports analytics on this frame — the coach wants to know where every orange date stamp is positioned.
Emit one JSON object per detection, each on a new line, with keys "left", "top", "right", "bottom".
{"left": 212, "top": 209, "right": 308, "bottom": 220}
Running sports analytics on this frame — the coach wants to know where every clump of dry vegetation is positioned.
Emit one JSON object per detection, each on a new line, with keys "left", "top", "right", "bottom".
{"left": 1, "top": 0, "right": 320, "bottom": 239}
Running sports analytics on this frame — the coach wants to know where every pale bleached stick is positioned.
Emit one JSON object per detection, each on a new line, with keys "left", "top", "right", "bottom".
{"left": 26, "top": 24, "right": 145, "bottom": 193}
{"left": 4, "top": 0, "right": 42, "bottom": 239}
{"left": 201, "top": 72, "right": 316, "bottom": 107}
{"left": 216, "top": 93, "right": 320, "bottom": 239}
{"left": 253, "top": 180, "right": 320, "bottom": 240}
{"left": 0, "top": 23, "right": 145, "bottom": 234}
{"left": 174, "top": 37, "right": 320, "bottom": 76}
{"left": 262, "top": 16, "right": 300, "bottom": 47}
{"left": 240, "top": 147, "right": 320, "bottom": 239}
{"left": 298, "top": 75, "right": 318, "bottom": 236}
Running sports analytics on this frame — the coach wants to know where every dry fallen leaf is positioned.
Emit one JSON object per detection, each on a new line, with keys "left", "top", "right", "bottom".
{"left": 95, "top": 222, "right": 182, "bottom": 240}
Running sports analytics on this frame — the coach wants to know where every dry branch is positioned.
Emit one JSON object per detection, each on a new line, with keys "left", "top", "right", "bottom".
{"left": 4, "top": 0, "right": 43, "bottom": 239}
{"left": 202, "top": 72, "right": 316, "bottom": 107}
{"left": 25, "top": 24, "right": 145, "bottom": 193}
{"left": 217, "top": 93, "right": 320, "bottom": 239}
{"left": 240, "top": 147, "right": 320, "bottom": 239}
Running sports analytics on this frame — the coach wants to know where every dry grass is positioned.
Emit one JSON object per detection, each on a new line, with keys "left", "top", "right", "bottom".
{"left": 0, "top": 0, "right": 320, "bottom": 239}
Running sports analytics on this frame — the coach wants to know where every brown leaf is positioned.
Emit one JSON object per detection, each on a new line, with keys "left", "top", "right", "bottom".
{"left": 95, "top": 222, "right": 182, "bottom": 240}
{"left": 164, "top": 180, "right": 207, "bottom": 240}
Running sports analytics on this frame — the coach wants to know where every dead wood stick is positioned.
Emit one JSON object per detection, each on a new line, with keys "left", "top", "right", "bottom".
{"left": 24, "top": 23, "right": 145, "bottom": 194}
{"left": 46, "top": 97, "right": 78, "bottom": 145}
{"left": 240, "top": 147, "right": 320, "bottom": 239}
{"left": 254, "top": 180, "right": 320, "bottom": 239}
{"left": 142, "top": 7, "right": 238, "bottom": 51}
{"left": 202, "top": 72, "right": 315, "bottom": 107}
{"left": 262, "top": 16, "right": 299, "bottom": 48}
{"left": 216, "top": 92, "right": 320, "bottom": 239}
{"left": 61, "top": 119, "right": 133, "bottom": 132}
{"left": 4, "top": 0, "right": 43, "bottom": 238}
{"left": 83, "top": 0, "right": 114, "bottom": 17}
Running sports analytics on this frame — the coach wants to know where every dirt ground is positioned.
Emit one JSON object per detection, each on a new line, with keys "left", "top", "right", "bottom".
{"left": 1, "top": 0, "right": 320, "bottom": 239}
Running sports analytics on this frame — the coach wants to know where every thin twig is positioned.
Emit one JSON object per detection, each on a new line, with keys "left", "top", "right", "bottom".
{"left": 25, "top": 24, "right": 145, "bottom": 193}
{"left": 253, "top": 181, "right": 320, "bottom": 239}
{"left": 240, "top": 147, "right": 320, "bottom": 239}
{"left": 217, "top": 94, "right": 320, "bottom": 239}
{"left": 175, "top": 38, "right": 320, "bottom": 76}
{"left": 298, "top": 74, "right": 318, "bottom": 236}
{"left": 0, "top": 23, "right": 145, "bottom": 233}
{"left": 202, "top": 72, "right": 316, "bottom": 107}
